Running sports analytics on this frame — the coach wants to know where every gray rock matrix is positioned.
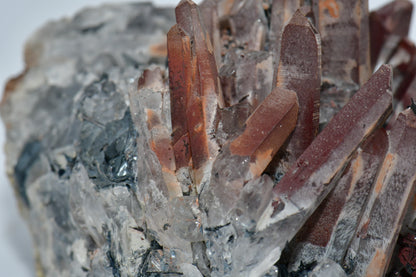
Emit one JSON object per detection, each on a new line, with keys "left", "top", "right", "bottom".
{"left": 1, "top": 3, "right": 179, "bottom": 276}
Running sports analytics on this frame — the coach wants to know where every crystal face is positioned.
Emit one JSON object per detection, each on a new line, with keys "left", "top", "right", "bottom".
{"left": 2, "top": 0, "right": 416, "bottom": 276}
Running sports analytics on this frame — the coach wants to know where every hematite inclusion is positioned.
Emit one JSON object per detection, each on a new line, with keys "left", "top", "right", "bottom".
{"left": 2, "top": 0, "right": 416, "bottom": 277}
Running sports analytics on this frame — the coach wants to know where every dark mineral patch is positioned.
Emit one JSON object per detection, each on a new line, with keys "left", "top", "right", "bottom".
{"left": 14, "top": 140, "right": 42, "bottom": 207}
{"left": 79, "top": 110, "right": 138, "bottom": 190}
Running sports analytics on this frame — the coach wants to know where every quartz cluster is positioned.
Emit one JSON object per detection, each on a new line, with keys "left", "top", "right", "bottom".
{"left": 2, "top": 0, "right": 416, "bottom": 277}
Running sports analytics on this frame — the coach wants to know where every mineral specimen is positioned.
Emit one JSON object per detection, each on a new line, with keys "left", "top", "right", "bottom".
{"left": 2, "top": 0, "right": 416, "bottom": 277}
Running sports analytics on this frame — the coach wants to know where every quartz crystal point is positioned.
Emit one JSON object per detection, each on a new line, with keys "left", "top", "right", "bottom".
{"left": 388, "top": 38, "right": 416, "bottom": 102}
{"left": 268, "top": 65, "right": 392, "bottom": 219}
{"left": 323, "top": 130, "right": 388, "bottom": 263}
{"left": 199, "top": 0, "right": 222, "bottom": 66}
{"left": 226, "top": 0, "right": 267, "bottom": 51}
{"left": 370, "top": 0, "right": 413, "bottom": 69}
{"left": 129, "top": 72, "right": 172, "bottom": 204}
{"left": 167, "top": 25, "right": 192, "bottom": 169}
{"left": 313, "top": 0, "right": 371, "bottom": 86}
{"left": 277, "top": 10, "right": 321, "bottom": 163}
{"left": 269, "top": 0, "right": 303, "bottom": 64}
{"left": 344, "top": 108, "right": 416, "bottom": 277}
{"left": 134, "top": 68, "right": 182, "bottom": 199}
{"left": 219, "top": 50, "right": 274, "bottom": 109}
{"left": 130, "top": 70, "right": 203, "bottom": 273}
{"left": 175, "top": 0, "right": 224, "bottom": 185}
{"left": 201, "top": 87, "right": 299, "bottom": 227}
{"left": 381, "top": 37, "right": 416, "bottom": 131}
{"left": 229, "top": 88, "right": 298, "bottom": 177}
{"left": 215, "top": 101, "right": 252, "bottom": 147}
{"left": 203, "top": 175, "right": 277, "bottom": 276}
{"left": 290, "top": 129, "right": 388, "bottom": 269}
{"left": 255, "top": 65, "right": 392, "bottom": 271}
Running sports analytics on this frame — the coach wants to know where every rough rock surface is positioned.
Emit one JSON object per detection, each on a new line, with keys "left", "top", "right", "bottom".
{"left": 1, "top": 3, "right": 175, "bottom": 276}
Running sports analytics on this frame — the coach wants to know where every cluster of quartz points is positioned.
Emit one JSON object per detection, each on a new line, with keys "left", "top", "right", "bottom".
{"left": 127, "top": 0, "right": 416, "bottom": 276}
{"left": 2, "top": 0, "right": 415, "bottom": 275}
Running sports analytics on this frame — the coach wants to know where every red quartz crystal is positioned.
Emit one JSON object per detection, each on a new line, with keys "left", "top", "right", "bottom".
{"left": 296, "top": 129, "right": 388, "bottom": 262}
{"left": 345, "top": 109, "right": 416, "bottom": 276}
{"left": 313, "top": 0, "right": 371, "bottom": 86}
{"left": 277, "top": 10, "right": 321, "bottom": 163}
{"left": 274, "top": 65, "right": 392, "bottom": 199}
{"left": 230, "top": 87, "right": 299, "bottom": 177}
{"left": 370, "top": 0, "right": 413, "bottom": 69}
{"left": 168, "top": 25, "right": 192, "bottom": 168}
{"left": 175, "top": 0, "right": 223, "bottom": 180}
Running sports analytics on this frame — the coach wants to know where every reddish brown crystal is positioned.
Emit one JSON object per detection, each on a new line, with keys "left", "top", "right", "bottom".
{"left": 313, "top": 0, "right": 371, "bottom": 85}
{"left": 277, "top": 10, "right": 321, "bottom": 163}
{"left": 325, "top": 130, "right": 388, "bottom": 262}
{"left": 295, "top": 129, "right": 388, "bottom": 262}
{"left": 258, "top": 65, "right": 392, "bottom": 233}
{"left": 175, "top": 0, "right": 224, "bottom": 107}
{"left": 230, "top": 87, "right": 299, "bottom": 177}
{"left": 388, "top": 38, "right": 416, "bottom": 102}
{"left": 345, "top": 109, "right": 416, "bottom": 276}
{"left": 370, "top": 0, "right": 413, "bottom": 69}
{"left": 274, "top": 65, "right": 392, "bottom": 199}
{"left": 175, "top": 0, "right": 223, "bottom": 181}
{"left": 186, "top": 89, "right": 210, "bottom": 169}
{"left": 167, "top": 25, "right": 192, "bottom": 168}
{"left": 199, "top": 0, "right": 222, "bottom": 66}
{"left": 373, "top": 0, "right": 413, "bottom": 38}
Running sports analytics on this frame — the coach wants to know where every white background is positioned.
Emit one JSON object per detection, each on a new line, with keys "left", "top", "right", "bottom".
{"left": 0, "top": 0, "right": 413, "bottom": 276}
